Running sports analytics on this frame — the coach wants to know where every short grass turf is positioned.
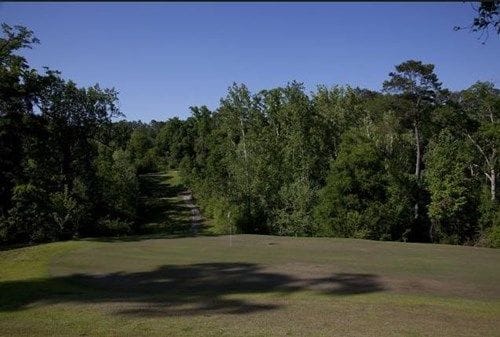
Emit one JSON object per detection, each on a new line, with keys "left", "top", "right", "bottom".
{"left": 1, "top": 236, "right": 499, "bottom": 337}
{"left": 1, "top": 172, "right": 499, "bottom": 336}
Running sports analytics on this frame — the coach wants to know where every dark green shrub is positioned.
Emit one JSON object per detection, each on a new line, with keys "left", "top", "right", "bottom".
{"left": 96, "top": 217, "right": 133, "bottom": 236}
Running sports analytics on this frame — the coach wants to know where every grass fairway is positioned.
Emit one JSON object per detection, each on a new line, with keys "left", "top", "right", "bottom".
{"left": 1, "top": 173, "right": 499, "bottom": 336}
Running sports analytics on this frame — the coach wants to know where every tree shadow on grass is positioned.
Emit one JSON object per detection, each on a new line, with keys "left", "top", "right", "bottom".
{"left": 136, "top": 173, "right": 206, "bottom": 235}
{"left": 0, "top": 263, "right": 385, "bottom": 317}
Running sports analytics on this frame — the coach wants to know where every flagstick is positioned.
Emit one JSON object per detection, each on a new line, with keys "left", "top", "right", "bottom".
{"left": 228, "top": 211, "right": 232, "bottom": 248}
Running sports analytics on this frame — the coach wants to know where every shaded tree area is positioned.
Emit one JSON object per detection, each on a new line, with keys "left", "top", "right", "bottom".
{"left": 1, "top": 24, "right": 498, "bottom": 247}
{"left": 0, "top": 25, "right": 165, "bottom": 243}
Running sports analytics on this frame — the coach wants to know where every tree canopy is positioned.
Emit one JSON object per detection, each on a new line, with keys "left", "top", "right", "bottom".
{"left": 1, "top": 24, "right": 498, "bottom": 247}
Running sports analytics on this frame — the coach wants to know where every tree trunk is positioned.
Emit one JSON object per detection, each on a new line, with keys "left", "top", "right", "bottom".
{"left": 414, "top": 123, "right": 421, "bottom": 179}
{"left": 491, "top": 168, "right": 496, "bottom": 202}
{"left": 239, "top": 115, "right": 251, "bottom": 215}
{"left": 62, "top": 140, "right": 73, "bottom": 192}
{"left": 414, "top": 123, "right": 421, "bottom": 219}
{"left": 239, "top": 117, "right": 248, "bottom": 163}
{"left": 429, "top": 221, "right": 435, "bottom": 243}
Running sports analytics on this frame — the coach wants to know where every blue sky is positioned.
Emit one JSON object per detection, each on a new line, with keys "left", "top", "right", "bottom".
{"left": 1, "top": 2, "right": 499, "bottom": 121}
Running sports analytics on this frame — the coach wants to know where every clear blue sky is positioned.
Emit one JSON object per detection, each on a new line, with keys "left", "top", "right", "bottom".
{"left": 1, "top": 2, "right": 499, "bottom": 121}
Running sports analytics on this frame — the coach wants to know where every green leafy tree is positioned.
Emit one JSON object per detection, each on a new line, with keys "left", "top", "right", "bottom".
{"left": 425, "top": 130, "right": 479, "bottom": 243}
{"left": 3, "top": 183, "right": 52, "bottom": 243}
{"left": 0, "top": 24, "right": 40, "bottom": 217}
{"left": 460, "top": 82, "right": 499, "bottom": 203}
{"left": 383, "top": 60, "right": 442, "bottom": 228}
{"left": 128, "top": 128, "right": 155, "bottom": 172}
{"left": 314, "top": 129, "right": 390, "bottom": 239}
{"left": 96, "top": 145, "right": 139, "bottom": 222}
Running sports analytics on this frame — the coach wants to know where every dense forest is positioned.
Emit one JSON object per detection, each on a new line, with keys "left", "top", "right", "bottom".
{"left": 1, "top": 24, "right": 499, "bottom": 247}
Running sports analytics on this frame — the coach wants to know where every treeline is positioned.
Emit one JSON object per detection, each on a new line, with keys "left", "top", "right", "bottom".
{"left": 1, "top": 25, "right": 499, "bottom": 247}
{"left": 0, "top": 25, "right": 168, "bottom": 244}
{"left": 163, "top": 70, "right": 499, "bottom": 247}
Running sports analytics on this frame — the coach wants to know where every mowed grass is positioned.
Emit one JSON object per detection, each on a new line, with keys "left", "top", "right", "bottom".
{"left": 137, "top": 171, "right": 195, "bottom": 235}
{"left": 1, "top": 172, "right": 499, "bottom": 336}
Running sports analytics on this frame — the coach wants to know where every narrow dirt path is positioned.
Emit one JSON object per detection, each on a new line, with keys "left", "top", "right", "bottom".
{"left": 138, "top": 172, "right": 202, "bottom": 235}
{"left": 179, "top": 190, "right": 202, "bottom": 235}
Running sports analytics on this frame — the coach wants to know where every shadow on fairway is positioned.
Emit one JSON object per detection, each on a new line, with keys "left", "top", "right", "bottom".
{"left": 0, "top": 263, "right": 385, "bottom": 317}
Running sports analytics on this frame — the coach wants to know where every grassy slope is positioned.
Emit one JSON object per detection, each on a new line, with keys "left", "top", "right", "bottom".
{"left": 0, "top": 172, "right": 499, "bottom": 337}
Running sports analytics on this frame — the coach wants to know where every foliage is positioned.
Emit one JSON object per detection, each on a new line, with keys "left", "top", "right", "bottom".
{"left": 3, "top": 183, "right": 52, "bottom": 243}
{"left": 0, "top": 23, "right": 498, "bottom": 247}
{"left": 128, "top": 128, "right": 157, "bottom": 173}
{"left": 455, "top": 1, "right": 499, "bottom": 42}
{"left": 487, "top": 222, "right": 500, "bottom": 248}
{"left": 0, "top": 24, "right": 139, "bottom": 244}
{"left": 49, "top": 186, "right": 86, "bottom": 240}
{"left": 96, "top": 217, "right": 133, "bottom": 236}
{"left": 272, "top": 178, "right": 317, "bottom": 236}
{"left": 314, "top": 130, "right": 390, "bottom": 239}
{"left": 96, "top": 147, "right": 139, "bottom": 221}
{"left": 176, "top": 70, "right": 498, "bottom": 245}
{"left": 425, "top": 130, "right": 479, "bottom": 244}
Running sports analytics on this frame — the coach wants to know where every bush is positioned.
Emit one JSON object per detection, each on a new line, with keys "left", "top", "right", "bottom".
{"left": 136, "top": 148, "right": 158, "bottom": 173}
{"left": 272, "top": 179, "right": 317, "bottom": 236}
{"left": 487, "top": 225, "right": 500, "bottom": 248}
{"left": 49, "top": 187, "right": 85, "bottom": 240}
{"left": 96, "top": 217, "right": 133, "bottom": 236}
{"left": 7, "top": 184, "right": 54, "bottom": 243}
{"left": 476, "top": 225, "right": 500, "bottom": 248}
{"left": 200, "top": 196, "right": 240, "bottom": 235}
{"left": 0, "top": 216, "right": 8, "bottom": 243}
